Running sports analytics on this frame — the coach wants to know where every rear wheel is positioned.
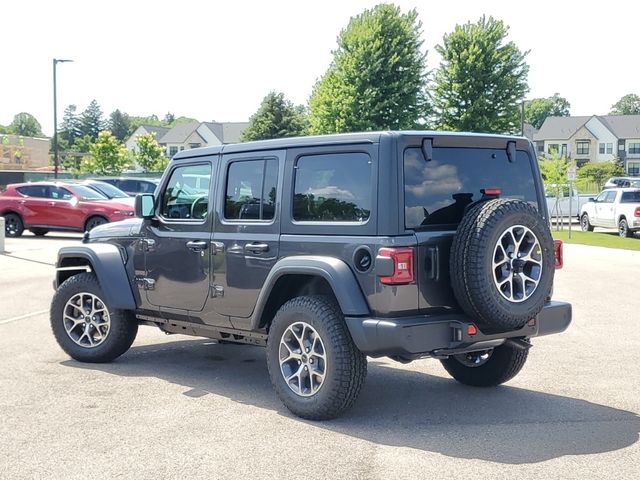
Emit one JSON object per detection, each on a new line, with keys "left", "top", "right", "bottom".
{"left": 266, "top": 295, "right": 367, "bottom": 420}
{"left": 85, "top": 216, "right": 107, "bottom": 232}
{"left": 618, "top": 218, "right": 632, "bottom": 238}
{"left": 30, "top": 228, "right": 49, "bottom": 236}
{"left": 4, "top": 213, "right": 24, "bottom": 237}
{"left": 50, "top": 273, "right": 138, "bottom": 363}
{"left": 580, "top": 213, "right": 594, "bottom": 232}
{"left": 440, "top": 341, "right": 529, "bottom": 387}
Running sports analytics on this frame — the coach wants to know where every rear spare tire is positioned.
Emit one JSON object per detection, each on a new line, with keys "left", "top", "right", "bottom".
{"left": 450, "top": 199, "right": 554, "bottom": 331}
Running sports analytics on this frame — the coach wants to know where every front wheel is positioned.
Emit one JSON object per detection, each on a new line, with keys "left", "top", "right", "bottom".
{"left": 440, "top": 341, "right": 528, "bottom": 387}
{"left": 85, "top": 216, "right": 108, "bottom": 232}
{"left": 580, "top": 213, "right": 594, "bottom": 232}
{"left": 619, "top": 218, "right": 632, "bottom": 238}
{"left": 50, "top": 273, "right": 138, "bottom": 363}
{"left": 266, "top": 295, "right": 367, "bottom": 420}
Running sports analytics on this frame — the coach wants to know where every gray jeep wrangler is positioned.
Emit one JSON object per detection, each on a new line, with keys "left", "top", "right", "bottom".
{"left": 50, "top": 132, "right": 571, "bottom": 420}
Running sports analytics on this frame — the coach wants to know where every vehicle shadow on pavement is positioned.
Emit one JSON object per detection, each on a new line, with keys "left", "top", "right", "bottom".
{"left": 63, "top": 338, "right": 639, "bottom": 465}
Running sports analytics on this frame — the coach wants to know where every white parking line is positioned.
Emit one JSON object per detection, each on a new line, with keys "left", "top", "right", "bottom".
{"left": 0, "top": 309, "right": 49, "bottom": 325}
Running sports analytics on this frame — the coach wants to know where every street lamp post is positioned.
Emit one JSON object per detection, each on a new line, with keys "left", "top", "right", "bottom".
{"left": 53, "top": 58, "right": 73, "bottom": 179}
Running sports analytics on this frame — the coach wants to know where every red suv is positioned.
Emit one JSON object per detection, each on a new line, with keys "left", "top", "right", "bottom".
{"left": 0, "top": 181, "right": 135, "bottom": 237}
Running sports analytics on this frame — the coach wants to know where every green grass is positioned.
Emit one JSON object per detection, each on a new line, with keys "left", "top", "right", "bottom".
{"left": 552, "top": 229, "right": 640, "bottom": 251}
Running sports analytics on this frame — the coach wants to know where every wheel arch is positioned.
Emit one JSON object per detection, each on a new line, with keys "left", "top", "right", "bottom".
{"left": 251, "top": 256, "right": 370, "bottom": 331}
{"left": 56, "top": 244, "right": 137, "bottom": 311}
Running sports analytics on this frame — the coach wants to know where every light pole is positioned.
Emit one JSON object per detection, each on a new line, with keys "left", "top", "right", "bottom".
{"left": 53, "top": 58, "right": 73, "bottom": 179}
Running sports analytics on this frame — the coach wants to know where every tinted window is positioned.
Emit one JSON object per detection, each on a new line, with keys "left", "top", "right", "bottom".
{"left": 225, "top": 159, "right": 278, "bottom": 221}
{"left": 161, "top": 164, "right": 211, "bottom": 220}
{"left": 293, "top": 153, "right": 371, "bottom": 222}
{"left": 138, "top": 180, "right": 157, "bottom": 194}
{"left": 49, "top": 187, "right": 74, "bottom": 200}
{"left": 621, "top": 191, "right": 640, "bottom": 203}
{"left": 89, "top": 182, "right": 128, "bottom": 198}
{"left": 404, "top": 147, "right": 538, "bottom": 229}
{"left": 67, "top": 185, "right": 107, "bottom": 200}
{"left": 16, "top": 185, "right": 48, "bottom": 198}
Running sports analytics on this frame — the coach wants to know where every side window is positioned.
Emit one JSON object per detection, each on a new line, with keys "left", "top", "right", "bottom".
{"left": 120, "top": 180, "right": 137, "bottom": 192}
{"left": 224, "top": 159, "right": 278, "bottom": 221}
{"left": 161, "top": 164, "right": 211, "bottom": 220}
{"left": 605, "top": 191, "right": 617, "bottom": 203}
{"left": 16, "top": 186, "right": 47, "bottom": 198}
{"left": 595, "top": 191, "right": 608, "bottom": 202}
{"left": 139, "top": 181, "right": 157, "bottom": 194}
{"left": 50, "top": 187, "right": 74, "bottom": 200}
{"left": 293, "top": 153, "right": 371, "bottom": 222}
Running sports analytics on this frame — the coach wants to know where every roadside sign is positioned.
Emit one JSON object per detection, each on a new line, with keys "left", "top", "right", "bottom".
{"left": 567, "top": 166, "right": 576, "bottom": 181}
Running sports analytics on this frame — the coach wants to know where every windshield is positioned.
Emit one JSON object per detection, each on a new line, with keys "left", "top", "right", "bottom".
{"left": 69, "top": 184, "right": 109, "bottom": 200}
{"left": 89, "top": 182, "right": 129, "bottom": 198}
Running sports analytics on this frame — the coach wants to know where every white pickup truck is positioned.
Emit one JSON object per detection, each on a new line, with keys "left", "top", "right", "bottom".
{"left": 579, "top": 188, "right": 640, "bottom": 237}
{"left": 545, "top": 185, "right": 591, "bottom": 220}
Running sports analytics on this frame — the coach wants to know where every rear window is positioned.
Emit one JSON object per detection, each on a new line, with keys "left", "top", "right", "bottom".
{"left": 404, "top": 147, "right": 538, "bottom": 229}
{"left": 621, "top": 191, "right": 640, "bottom": 203}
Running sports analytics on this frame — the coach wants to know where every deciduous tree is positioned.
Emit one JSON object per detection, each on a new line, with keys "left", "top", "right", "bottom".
{"left": 241, "top": 92, "right": 308, "bottom": 141}
{"left": 525, "top": 94, "right": 570, "bottom": 129}
{"left": 82, "top": 130, "right": 130, "bottom": 175}
{"left": 308, "top": 4, "right": 428, "bottom": 133}
{"left": 432, "top": 16, "right": 529, "bottom": 134}
{"left": 10, "top": 112, "right": 43, "bottom": 137}
{"left": 134, "top": 133, "right": 167, "bottom": 172}
{"left": 610, "top": 93, "right": 640, "bottom": 115}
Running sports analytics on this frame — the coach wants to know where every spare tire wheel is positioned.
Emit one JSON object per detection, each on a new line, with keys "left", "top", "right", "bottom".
{"left": 450, "top": 199, "right": 554, "bottom": 331}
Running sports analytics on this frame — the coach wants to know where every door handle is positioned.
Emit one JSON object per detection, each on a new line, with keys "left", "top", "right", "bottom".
{"left": 186, "top": 240, "right": 208, "bottom": 252}
{"left": 244, "top": 242, "right": 269, "bottom": 253}
{"left": 49, "top": 202, "right": 56, "bottom": 206}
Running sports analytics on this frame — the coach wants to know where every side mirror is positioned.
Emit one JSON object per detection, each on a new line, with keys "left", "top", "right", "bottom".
{"left": 135, "top": 194, "right": 155, "bottom": 219}
{"left": 588, "top": 197, "right": 595, "bottom": 202}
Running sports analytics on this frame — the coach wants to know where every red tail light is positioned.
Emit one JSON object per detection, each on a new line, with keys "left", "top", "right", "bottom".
{"left": 378, "top": 247, "right": 415, "bottom": 285}
{"left": 554, "top": 240, "right": 563, "bottom": 269}
{"left": 481, "top": 187, "right": 502, "bottom": 196}
{"left": 634, "top": 207, "right": 640, "bottom": 218}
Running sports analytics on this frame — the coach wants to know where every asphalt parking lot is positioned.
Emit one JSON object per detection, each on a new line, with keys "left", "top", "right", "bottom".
{"left": 1, "top": 233, "right": 638, "bottom": 479}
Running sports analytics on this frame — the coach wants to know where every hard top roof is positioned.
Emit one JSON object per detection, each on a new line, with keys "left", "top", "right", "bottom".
{"left": 171, "top": 130, "right": 531, "bottom": 161}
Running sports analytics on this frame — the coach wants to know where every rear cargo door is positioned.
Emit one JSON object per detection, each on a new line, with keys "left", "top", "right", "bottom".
{"left": 402, "top": 144, "right": 541, "bottom": 313}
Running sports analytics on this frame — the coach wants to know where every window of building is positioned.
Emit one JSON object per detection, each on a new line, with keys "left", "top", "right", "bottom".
{"left": 548, "top": 144, "right": 559, "bottom": 155}
{"left": 561, "top": 144, "right": 567, "bottom": 157}
{"left": 628, "top": 143, "right": 640, "bottom": 154}
{"left": 606, "top": 143, "right": 613, "bottom": 154}
{"left": 189, "top": 143, "right": 201, "bottom": 149}
{"left": 576, "top": 141, "right": 590, "bottom": 155}
{"left": 628, "top": 162, "right": 640, "bottom": 175}
{"left": 225, "top": 159, "right": 278, "bottom": 221}
{"left": 536, "top": 142, "right": 544, "bottom": 153}
{"left": 599, "top": 143, "right": 605, "bottom": 154}
{"left": 293, "top": 152, "right": 371, "bottom": 222}
{"left": 169, "top": 146, "right": 179, "bottom": 157}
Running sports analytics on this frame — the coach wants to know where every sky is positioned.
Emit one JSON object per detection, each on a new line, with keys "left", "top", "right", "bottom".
{"left": 1, "top": 0, "right": 638, "bottom": 137}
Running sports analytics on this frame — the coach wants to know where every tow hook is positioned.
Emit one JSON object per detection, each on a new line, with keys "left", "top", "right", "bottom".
{"left": 504, "top": 338, "right": 532, "bottom": 350}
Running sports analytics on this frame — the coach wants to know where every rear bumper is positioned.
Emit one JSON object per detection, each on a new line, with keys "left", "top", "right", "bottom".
{"left": 345, "top": 301, "right": 572, "bottom": 358}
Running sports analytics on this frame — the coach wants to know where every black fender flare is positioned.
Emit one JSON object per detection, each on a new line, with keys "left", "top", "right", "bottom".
{"left": 251, "top": 256, "right": 370, "bottom": 329}
{"left": 55, "top": 244, "right": 137, "bottom": 311}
